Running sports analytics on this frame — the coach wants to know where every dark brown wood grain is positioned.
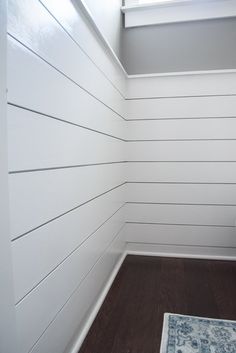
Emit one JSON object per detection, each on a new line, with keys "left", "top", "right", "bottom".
{"left": 79, "top": 255, "right": 236, "bottom": 353}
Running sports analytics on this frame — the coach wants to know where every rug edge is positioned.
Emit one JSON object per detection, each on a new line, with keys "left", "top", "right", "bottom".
{"left": 159, "top": 313, "right": 170, "bottom": 353}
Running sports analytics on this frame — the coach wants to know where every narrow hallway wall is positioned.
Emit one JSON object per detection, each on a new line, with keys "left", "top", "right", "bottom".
{"left": 125, "top": 73, "right": 236, "bottom": 258}
{"left": 7, "top": 0, "right": 126, "bottom": 352}
{"left": 5, "top": 1, "right": 236, "bottom": 352}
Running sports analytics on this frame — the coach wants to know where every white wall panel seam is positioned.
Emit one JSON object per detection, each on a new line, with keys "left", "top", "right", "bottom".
{"left": 9, "top": 161, "right": 126, "bottom": 175}
{"left": 14, "top": 203, "right": 125, "bottom": 306}
{"left": 28, "top": 234, "right": 125, "bottom": 353}
{"left": 127, "top": 117, "right": 236, "bottom": 121}
{"left": 125, "top": 93, "right": 236, "bottom": 100}
{"left": 126, "top": 202, "right": 236, "bottom": 206}
{"left": 12, "top": 186, "right": 125, "bottom": 303}
{"left": 126, "top": 181, "right": 236, "bottom": 184}
{"left": 7, "top": 34, "right": 126, "bottom": 121}
{"left": 8, "top": 0, "right": 125, "bottom": 112}
{"left": 126, "top": 139, "right": 236, "bottom": 141}
{"left": 126, "top": 96, "right": 236, "bottom": 120}
{"left": 8, "top": 106, "right": 125, "bottom": 171}
{"left": 125, "top": 222, "right": 235, "bottom": 228}
{"left": 38, "top": 0, "right": 126, "bottom": 100}
{"left": 11, "top": 182, "right": 126, "bottom": 242}
{"left": 8, "top": 103, "right": 125, "bottom": 142}
{"left": 21, "top": 224, "right": 125, "bottom": 353}
{"left": 127, "top": 160, "right": 236, "bottom": 162}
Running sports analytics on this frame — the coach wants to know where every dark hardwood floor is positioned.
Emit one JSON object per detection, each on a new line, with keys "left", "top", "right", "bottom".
{"left": 79, "top": 255, "right": 236, "bottom": 353}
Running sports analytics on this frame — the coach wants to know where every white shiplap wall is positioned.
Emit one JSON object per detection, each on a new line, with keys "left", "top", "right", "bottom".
{"left": 6, "top": 1, "right": 236, "bottom": 352}
{"left": 125, "top": 73, "right": 236, "bottom": 259}
{"left": 7, "top": 1, "right": 126, "bottom": 352}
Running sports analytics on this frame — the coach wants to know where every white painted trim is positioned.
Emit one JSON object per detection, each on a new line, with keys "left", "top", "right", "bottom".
{"left": 73, "top": 1, "right": 236, "bottom": 79}
{"left": 73, "top": 0, "right": 127, "bottom": 76}
{"left": 122, "top": 0, "right": 236, "bottom": 28}
{"left": 69, "top": 252, "right": 126, "bottom": 353}
{"left": 127, "top": 68, "right": 236, "bottom": 79}
{"left": 126, "top": 249, "right": 236, "bottom": 261}
{"left": 122, "top": 0, "right": 194, "bottom": 13}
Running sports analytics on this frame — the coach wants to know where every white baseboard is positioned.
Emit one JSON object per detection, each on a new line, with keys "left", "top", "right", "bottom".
{"left": 125, "top": 243, "right": 236, "bottom": 261}
{"left": 126, "top": 249, "right": 236, "bottom": 261}
{"left": 69, "top": 252, "right": 127, "bottom": 353}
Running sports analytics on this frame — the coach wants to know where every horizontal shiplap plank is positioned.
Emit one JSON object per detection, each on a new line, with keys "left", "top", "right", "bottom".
{"left": 40, "top": 0, "right": 126, "bottom": 95}
{"left": 126, "top": 74, "right": 236, "bottom": 260}
{"left": 7, "top": 37, "right": 124, "bottom": 138}
{"left": 30, "top": 231, "right": 125, "bottom": 353}
{"left": 15, "top": 213, "right": 125, "bottom": 353}
{"left": 126, "top": 96, "right": 236, "bottom": 120}
{"left": 8, "top": 0, "right": 125, "bottom": 114}
{"left": 126, "top": 162, "right": 236, "bottom": 183}
{"left": 126, "top": 183, "right": 236, "bottom": 205}
{"left": 126, "top": 73, "right": 236, "bottom": 99}
{"left": 12, "top": 186, "right": 125, "bottom": 303}
{"left": 125, "top": 203, "right": 236, "bottom": 226}
{"left": 9, "top": 163, "right": 124, "bottom": 239}
{"left": 127, "top": 140, "right": 236, "bottom": 161}
{"left": 125, "top": 223, "right": 236, "bottom": 248}
{"left": 127, "top": 118, "right": 236, "bottom": 140}
{"left": 8, "top": 105, "right": 124, "bottom": 171}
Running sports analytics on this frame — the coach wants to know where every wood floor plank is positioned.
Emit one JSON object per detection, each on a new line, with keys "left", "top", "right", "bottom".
{"left": 79, "top": 255, "right": 236, "bottom": 353}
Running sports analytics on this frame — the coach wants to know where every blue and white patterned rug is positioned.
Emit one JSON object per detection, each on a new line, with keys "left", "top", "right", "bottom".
{"left": 160, "top": 313, "right": 236, "bottom": 353}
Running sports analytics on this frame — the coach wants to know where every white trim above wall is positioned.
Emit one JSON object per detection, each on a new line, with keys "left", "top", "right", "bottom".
{"left": 121, "top": 0, "right": 236, "bottom": 27}
{"left": 127, "top": 68, "right": 236, "bottom": 79}
{"left": 74, "top": 0, "right": 236, "bottom": 79}
{"left": 73, "top": 0, "right": 127, "bottom": 76}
